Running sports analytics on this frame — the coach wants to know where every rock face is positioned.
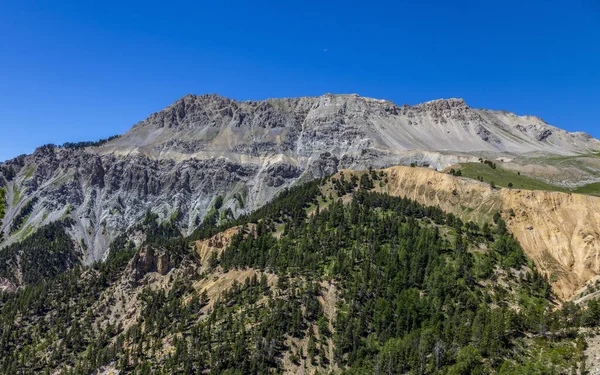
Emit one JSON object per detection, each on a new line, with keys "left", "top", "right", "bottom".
{"left": 130, "top": 245, "right": 172, "bottom": 283}
{"left": 501, "top": 189, "right": 600, "bottom": 299}
{"left": 195, "top": 225, "right": 250, "bottom": 266}
{"left": 107, "top": 94, "right": 599, "bottom": 157}
{"left": 0, "top": 278, "right": 17, "bottom": 293}
{"left": 0, "top": 93, "right": 598, "bottom": 266}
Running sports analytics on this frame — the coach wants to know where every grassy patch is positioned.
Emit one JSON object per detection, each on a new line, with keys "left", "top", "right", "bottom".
{"left": 17, "top": 224, "right": 35, "bottom": 240}
{"left": 10, "top": 197, "right": 38, "bottom": 234}
{"left": 10, "top": 214, "right": 31, "bottom": 235}
{"left": 23, "top": 165, "right": 36, "bottom": 179}
{"left": 573, "top": 182, "right": 600, "bottom": 196}
{"left": 12, "top": 186, "right": 22, "bottom": 206}
{"left": 529, "top": 152, "right": 600, "bottom": 166}
{"left": 0, "top": 187, "right": 5, "bottom": 221}
{"left": 49, "top": 171, "right": 75, "bottom": 187}
{"left": 457, "top": 163, "right": 569, "bottom": 192}
{"left": 459, "top": 163, "right": 600, "bottom": 196}
{"left": 532, "top": 154, "right": 581, "bottom": 163}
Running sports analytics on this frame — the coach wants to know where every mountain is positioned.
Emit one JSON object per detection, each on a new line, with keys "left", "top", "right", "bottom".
{"left": 1, "top": 94, "right": 600, "bottom": 373}
{"left": 1, "top": 94, "right": 598, "bottom": 275}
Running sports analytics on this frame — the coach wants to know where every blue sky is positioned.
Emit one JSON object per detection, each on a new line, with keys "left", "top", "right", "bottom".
{"left": 0, "top": 0, "right": 599, "bottom": 161}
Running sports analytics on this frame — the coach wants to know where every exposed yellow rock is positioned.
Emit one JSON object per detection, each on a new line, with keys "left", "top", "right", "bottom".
{"left": 375, "top": 166, "right": 503, "bottom": 223}
{"left": 194, "top": 224, "right": 255, "bottom": 267}
{"left": 351, "top": 166, "right": 600, "bottom": 300}
{"left": 501, "top": 189, "right": 600, "bottom": 299}
{"left": 193, "top": 269, "right": 276, "bottom": 312}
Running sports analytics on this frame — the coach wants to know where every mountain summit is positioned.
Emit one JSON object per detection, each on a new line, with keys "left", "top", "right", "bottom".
{"left": 104, "top": 93, "right": 597, "bottom": 159}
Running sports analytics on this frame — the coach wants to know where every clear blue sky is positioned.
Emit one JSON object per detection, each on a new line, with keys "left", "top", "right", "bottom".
{"left": 1, "top": 1, "right": 599, "bottom": 161}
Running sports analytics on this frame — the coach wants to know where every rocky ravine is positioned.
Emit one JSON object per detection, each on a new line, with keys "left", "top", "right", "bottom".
{"left": 0, "top": 93, "right": 598, "bottom": 283}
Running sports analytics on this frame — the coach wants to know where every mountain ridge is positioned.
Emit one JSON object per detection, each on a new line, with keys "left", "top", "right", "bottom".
{"left": 103, "top": 93, "right": 598, "bottom": 159}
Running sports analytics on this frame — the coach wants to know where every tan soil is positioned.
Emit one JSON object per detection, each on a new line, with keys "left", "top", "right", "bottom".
{"left": 195, "top": 224, "right": 256, "bottom": 268}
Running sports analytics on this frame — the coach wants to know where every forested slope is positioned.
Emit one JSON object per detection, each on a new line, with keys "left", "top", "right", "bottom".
{"left": 0, "top": 172, "right": 598, "bottom": 374}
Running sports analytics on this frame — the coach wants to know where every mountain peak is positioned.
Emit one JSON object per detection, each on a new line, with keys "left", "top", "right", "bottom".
{"left": 108, "top": 93, "right": 599, "bottom": 157}
{"left": 417, "top": 97, "right": 469, "bottom": 109}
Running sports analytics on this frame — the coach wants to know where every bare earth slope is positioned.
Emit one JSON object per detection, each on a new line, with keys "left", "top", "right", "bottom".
{"left": 377, "top": 166, "right": 600, "bottom": 299}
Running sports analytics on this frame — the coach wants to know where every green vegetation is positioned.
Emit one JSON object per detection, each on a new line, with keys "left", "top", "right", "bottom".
{"left": 199, "top": 207, "right": 219, "bottom": 229}
{"left": 479, "top": 158, "right": 497, "bottom": 169}
{"left": 0, "top": 219, "right": 78, "bottom": 285}
{"left": 0, "top": 173, "right": 596, "bottom": 374}
{"left": 169, "top": 207, "right": 182, "bottom": 225}
{"left": 23, "top": 164, "right": 36, "bottom": 179}
{"left": 573, "top": 182, "right": 600, "bottom": 196}
{"left": 459, "top": 162, "right": 600, "bottom": 196}
{"left": 448, "top": 168, "right": 462, "bottom": 176}
{"left": 218, "top": 191, "right": 566, "bottom": 374}
{"left": 191, "top": 177, "right": 323, "bottom": 241}
{"left": 0, "top": 188, "right": 5, "bottom": 242}
{"left": 9, "top": 197, "right": 38, "bottom": 234}
{"left": 12, "top": 186, "right": 22, "bottom": 206}
{"left": 17, "top": 224, "right": 35, "bottom": 240}
{"left": 0, "top": 187, "right": 5, "bottom": 221}
{"left": 0, "top": 237, "right": 137, "bottom": 374}
{"left": 140, "top": 210, "right": 183, "bottom": 246}
{"left": 60, "top": 134, "right": 120, "bottom": 149}
{"left": 533, "top": 153, "right": 592, "bottom": 162}
{"left": 459, "top": 163, "right": 568, "bottom": 191}
{"left": 234, "top": 192, "right": 245, "bottom": 208}
{"left": 214, "top": 194, "right": 224, "bottom": 210}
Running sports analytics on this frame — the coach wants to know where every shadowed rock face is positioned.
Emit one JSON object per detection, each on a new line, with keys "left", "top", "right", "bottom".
{"left": 0, "top": 93, "right": 598, "bottom": 265}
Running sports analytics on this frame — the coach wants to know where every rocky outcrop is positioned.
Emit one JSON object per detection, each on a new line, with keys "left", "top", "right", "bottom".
{"left": 501, "top": 189, "right": 600, "bottom": 299}
{"left": 108, "top": 93, "right": 600, "bottom": 157}
{"left": 195, "top": 224, "right": 256, "bottom": 267}
{"left": 130, "top": 245, "right": 172, "bottom": 283}
{"left": 0, "top": 278, "right": 17, "bottom": 293}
